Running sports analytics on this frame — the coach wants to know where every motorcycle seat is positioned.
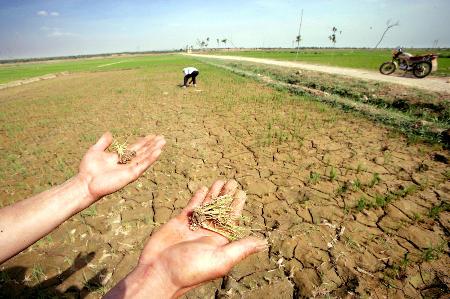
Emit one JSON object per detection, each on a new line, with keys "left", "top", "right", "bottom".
{"left": 408, "top": 55, "right": 435, "bottom": 61}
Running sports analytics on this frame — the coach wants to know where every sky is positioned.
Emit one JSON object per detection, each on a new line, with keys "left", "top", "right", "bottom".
{"left": 0, "top": 0, "right": 449, "bottom": 59}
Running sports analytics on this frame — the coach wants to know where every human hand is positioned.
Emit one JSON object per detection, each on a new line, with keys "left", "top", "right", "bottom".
{"left": 105, "top": 179, "right": 267, "bottom": 299}
{"left": 77, "top": 132, "right": 165, "bottom": 209}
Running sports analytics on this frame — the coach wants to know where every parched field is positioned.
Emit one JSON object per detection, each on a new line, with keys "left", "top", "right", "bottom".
{"left": 0, "top": 55, "right": 449, "bottom": 298}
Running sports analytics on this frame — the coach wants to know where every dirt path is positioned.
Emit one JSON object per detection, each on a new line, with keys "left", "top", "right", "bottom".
{"left": 0, "top": 72, "right": 68, "bottom": 90}
{"left": 186, "top": 53, "right": 450, "bottom": 94}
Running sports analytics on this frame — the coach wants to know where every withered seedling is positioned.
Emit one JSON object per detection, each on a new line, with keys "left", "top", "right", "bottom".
{"left": 112, "top": 139, "right": 136, "bottom": 164}
{"left": 189, "top": 194, "right": 248, "bottom": 241}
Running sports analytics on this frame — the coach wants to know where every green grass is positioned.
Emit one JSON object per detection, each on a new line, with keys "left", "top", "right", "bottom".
{"left": 429, "top": 202, "right": 450, "bottom": 220}
{"left": 356, "top": 197, "right": 367, "bottom": 211}
{"left": 329, "top": 167, "right": 338, "bottom": 181}
{"left": 351, "top": 183, "right": 419, "bottom": 213}
{"left": 212, "top": 49, "right": 450, "bottom": 76}
{"left": 422, "top": 242, "right": 445, "bottom": 261}
{"left": 308, "top": 171, "right": 321, "bottom": 184}
{"left": 0, "top": 54, "right": 184, "bottom": 84}
{"left": 369, "top": 173, "right": 381, "bottom": 187}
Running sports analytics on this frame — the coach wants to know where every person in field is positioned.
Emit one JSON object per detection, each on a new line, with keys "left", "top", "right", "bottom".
{"left": 182, "top": 66, "right": 199, "bottom": 88}
{"left": 0, "top": 132, "right": 266, "bottom": 298}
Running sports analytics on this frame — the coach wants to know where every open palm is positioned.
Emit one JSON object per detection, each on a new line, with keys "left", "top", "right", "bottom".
{"left": 137, "top": 180, "right": 268, "bottom": 298}
{"left": 78, "top": 132, "right": 166, "bottom": 208}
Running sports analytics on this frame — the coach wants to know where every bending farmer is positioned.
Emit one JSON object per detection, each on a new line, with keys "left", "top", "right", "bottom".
{"left": 182, "top": 66, "right": 199, "bottom": 88}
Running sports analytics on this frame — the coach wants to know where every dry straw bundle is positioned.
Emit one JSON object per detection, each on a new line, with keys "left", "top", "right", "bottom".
{"left": 189, "top": 194, "right": 248, "bottom": 241}
{"left": 112, "top": 139, "right": 136, "bottom": 164}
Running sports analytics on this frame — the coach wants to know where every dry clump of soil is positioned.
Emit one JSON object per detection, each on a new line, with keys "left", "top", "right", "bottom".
{"left": 189, "top": 194, "right": 247, "bottom": 241}
{"left": 111, "top": 139, "right": 136, "bottom": 164}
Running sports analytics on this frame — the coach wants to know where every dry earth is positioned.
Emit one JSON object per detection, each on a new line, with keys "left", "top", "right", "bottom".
{"left": 0, "top": 65, "right": 449, "bottom": 298}
{"left": 186, "top": 54, "right": 450, "bottom": 94}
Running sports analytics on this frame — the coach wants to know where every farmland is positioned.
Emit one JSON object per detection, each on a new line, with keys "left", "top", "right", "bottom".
{"left": 0, "top": 54, "right": 449, "bottom": 298}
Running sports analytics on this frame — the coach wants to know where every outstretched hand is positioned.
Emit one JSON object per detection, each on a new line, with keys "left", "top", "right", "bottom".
{"left": 78, "top": 132, "right": 166, "bottom": 208}
{"left": 105, "top": 179, "right": 268, "bottom": 299}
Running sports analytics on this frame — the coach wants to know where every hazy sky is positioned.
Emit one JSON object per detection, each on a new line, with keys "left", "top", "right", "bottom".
{"left": 0, "top": 0, "right": 449, "bottom": 59}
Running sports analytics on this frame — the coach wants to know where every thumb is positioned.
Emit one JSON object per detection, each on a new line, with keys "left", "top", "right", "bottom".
{"left": 91, "top": 132, "right": 113, "bottom": 151}
{"left": 218, "top": 237, "right": 268, "bottom": 269}
{"left": 181, "top": 186, "right": 208, "bottom": 216}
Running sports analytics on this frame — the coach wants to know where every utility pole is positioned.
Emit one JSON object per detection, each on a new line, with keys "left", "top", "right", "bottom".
{"left": 432, "top": 39, "right": 439, "bottom": 49}
{"left": 296, "top": 9, "right": 303, "bottom": 60}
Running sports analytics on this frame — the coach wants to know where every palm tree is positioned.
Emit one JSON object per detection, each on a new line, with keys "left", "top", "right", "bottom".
{"left": 328, "top": 26, "right": 338, "bottom": 46}
{"left": 221, "top": 38, "right": 227, "bottom": 48}
{"left": 216, "top": 38, "right": 220, "bottom": 48}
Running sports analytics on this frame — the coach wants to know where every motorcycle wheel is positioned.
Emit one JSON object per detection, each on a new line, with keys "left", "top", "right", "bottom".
{"left": 413, "top": 62, "right": 432, "bottom": 78}
{"left": 379, "top": 62, "right": 396, "bottom": 75}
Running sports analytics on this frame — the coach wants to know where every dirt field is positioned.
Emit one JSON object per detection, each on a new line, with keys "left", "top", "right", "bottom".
{"left": 0, "top": 56, "right": 449, "bottom": 298}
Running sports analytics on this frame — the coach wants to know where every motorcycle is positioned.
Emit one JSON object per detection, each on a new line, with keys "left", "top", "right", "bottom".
{"left": 379, "top": 49, "right": 438, "bottom": 78}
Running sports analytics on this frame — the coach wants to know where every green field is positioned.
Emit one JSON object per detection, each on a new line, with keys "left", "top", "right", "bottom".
{"left": 211, "top": 49, "right": 450, "bottom": 76}
{"left": 0, "top": 54, "right": 182, "bottom": 84}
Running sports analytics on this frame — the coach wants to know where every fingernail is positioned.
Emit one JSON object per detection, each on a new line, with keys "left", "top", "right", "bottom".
{"left": 153, "top": 148, "right": 161, "bottom": 157}
{"left": 156, "top": 139, "right": 166, "bottom": 147}
{"left": 235, "top": 189, "right": 247, "bottom": 199}
{"left": 255, "top": 238, "right": 268, "bottom": 251}
{"left": 228, "top": 179, "right": 237, "bottom": 185}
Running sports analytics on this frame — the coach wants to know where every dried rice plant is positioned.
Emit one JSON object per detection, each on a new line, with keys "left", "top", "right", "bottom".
{"left": 112, "top": 139, "right": 136, "bottom": 164}
{"left": 189, "top": 194, "right": 248, "bottom": 241}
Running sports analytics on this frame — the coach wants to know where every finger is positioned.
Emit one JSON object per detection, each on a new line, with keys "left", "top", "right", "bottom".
{"left": 202, "top": 180, "right": 225, "bottom": 205}
{"left": 91, "top": 132, "right": 113, "bottom": 151}
{"left": 217, "top": 237, "right": 268, "bottom": 270}
{"left": 128, "top": 135, "right": 159, "bottom": 154}
{"left": 219, "top": 179, "right": 238, "bottom": 197}
{"left": 231, "top": 190, "right": 247, "bottom": 217}
{"left": 182, "top": 186, "right": 208, "bottom": 215}
{"left": 128, "top": 135, "right": 154, "bottom": 152}
{"left": 132, "top": 137, "right": 166, "bottom": 165}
